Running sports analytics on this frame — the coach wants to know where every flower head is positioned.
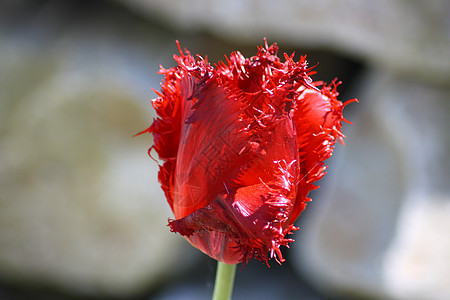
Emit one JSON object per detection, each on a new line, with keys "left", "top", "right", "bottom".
{"left": 141, "top": 40, "right": 356, "bottom": 265}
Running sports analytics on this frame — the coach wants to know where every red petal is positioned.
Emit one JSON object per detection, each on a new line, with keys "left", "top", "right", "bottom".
{"left": 291, "top": 84, "right": 347, "bottom": 221}
{"left": 172, "top": 76, "right": 251, "bottom": 218}
{"left": 169, "top": 182, "right": 298, "bottom": 265}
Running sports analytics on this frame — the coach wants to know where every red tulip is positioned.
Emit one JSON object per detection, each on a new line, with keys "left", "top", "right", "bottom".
{"left": 141, "top": 40, "right": 356, "bottom": 265}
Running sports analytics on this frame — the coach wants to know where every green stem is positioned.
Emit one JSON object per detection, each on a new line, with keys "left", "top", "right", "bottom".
{"left": 212, "top": 261, "right": 237, "bottom": 300}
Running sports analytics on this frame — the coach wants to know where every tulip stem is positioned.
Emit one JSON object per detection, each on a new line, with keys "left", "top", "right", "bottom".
{"left": 212, "top": 261, "right": 237, "bottom": 300}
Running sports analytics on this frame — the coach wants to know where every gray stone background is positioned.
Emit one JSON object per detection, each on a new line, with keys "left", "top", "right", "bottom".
{"left": 0, "top": 0, "right": 449, "bottom": 300}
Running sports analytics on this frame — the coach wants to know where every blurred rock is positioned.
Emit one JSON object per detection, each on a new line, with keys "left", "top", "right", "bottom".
{"left": 1, "top": 1, "right": 449, "bottom": 300}
{"left": 119, "top": 0, "right": 450, "bottom": 86}
{"left": 0, "top": 2, "right": 197, "bottom": 297}
{"left": 293, "top": 71, "right": 450, "bottom": 300}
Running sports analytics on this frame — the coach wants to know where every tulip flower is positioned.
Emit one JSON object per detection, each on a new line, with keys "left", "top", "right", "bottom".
{"left": 141, "top": 40, "right": 356, "bottom": 269}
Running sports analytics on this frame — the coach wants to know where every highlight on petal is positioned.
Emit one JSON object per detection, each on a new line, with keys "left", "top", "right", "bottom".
{"left": 142, "top": 39, "right": 356, "bottom": 265}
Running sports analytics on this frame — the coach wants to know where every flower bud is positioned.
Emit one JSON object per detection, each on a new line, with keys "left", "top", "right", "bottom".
{"left": 141, "top": 40, "right": 356, "bottom": 265}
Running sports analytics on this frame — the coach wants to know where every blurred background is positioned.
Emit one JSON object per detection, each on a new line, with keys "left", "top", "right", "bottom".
{"left": 0, "top": 0, "right": 449, "bottom": 299}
